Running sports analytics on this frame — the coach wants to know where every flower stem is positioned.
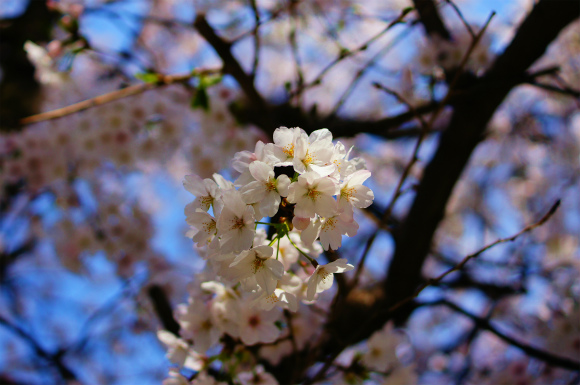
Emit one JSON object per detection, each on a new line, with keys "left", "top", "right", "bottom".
{"left": 286, "top": 234, "right": 318, "bottom": 268}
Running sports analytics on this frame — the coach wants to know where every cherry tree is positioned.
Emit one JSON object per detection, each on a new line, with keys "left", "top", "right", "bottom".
{"left": 0, "top": 0, "right": 579, "bottom": 384}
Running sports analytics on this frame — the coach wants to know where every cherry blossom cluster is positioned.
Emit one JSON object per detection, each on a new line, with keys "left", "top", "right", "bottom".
{"left": 160, "top": 127, "right": 374, "bottom": 383}
{"left": 184, "top": 126, "right": 374, "bottom": 305}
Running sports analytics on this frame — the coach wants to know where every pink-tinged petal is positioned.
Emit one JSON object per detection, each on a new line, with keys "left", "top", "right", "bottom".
{"left": 286, "top": 182, "right": 298, "bottom": 203}
{"left": 222, "top": 190, "right": 247, "bottom": 217}
{"left": 276, "top": 175, "right": 291, "bottom": 196}
{"left": 326, "top": 258, "right": 354, "bottom": 274}
{"left": 240, "top": 180, "right": 267, "bottom": 204}
{"left": 341, "top": 217, "right": 359, "bottom": 237}
{"left": 213, "top": 173, "right": 234, "bottom": 190}
{"left": 294, "top": 198, "right": 317, "bottom": 218}
{"left": 254, "top": 245, "right": 274, "bottom": 258}
{"left": 352, "top": 186, "right": 374, "bottom": 208}
{"left": 183, "top": 174, "right": 206, "bottom": 196}
{"left": 184, "top": 202, "right": 198, "bottom": 217}
{"left": 260, "top": 323, "right": 281, "bottom": 344}
{"left": 306, "top": 273, "right": 319, "bottom": 301}
{"left": 316, "top": 177, "right": 338, "bottom": 196}
{"left": 347, "top": 170, "right": 372, "bottom": 186}
{"left": 309, "top": 163, "right": 336, "bottom": 177}
{"left": 273, "top": 126, "right": 292, "bottom": 146}
{"left": 309, "top": 128, "right": 333, "bottom": 143}
{"left": 255, "top": 270, "right": 277, "bottom": 295}
{"left": 316, "top": 195, "right": 337, "bottom": 218}
{"left": 292, "top": 216, "right": 311, "bottom": 231}
{"left": 249, "top": 161, "right": 274, "bottom": 182}
{"left": 280, "top": 292, "right": 298, "bottom": 312}
{"left": 301, "top": 219, "right": 321, "bottom": 246}
{"left": 265, "top": 258, "right": 284, "bottom": 279}
{"left": 338, "top": 198, "right": 354, "bottom": 219}
{"left": 320, "top": 228, "right": 341, "bottom": 251}
{"left": 260, "top": 193, "right": 280, "bottom": 218}
{"left": 203, "top": 178, "right": 220, "bottom": 197}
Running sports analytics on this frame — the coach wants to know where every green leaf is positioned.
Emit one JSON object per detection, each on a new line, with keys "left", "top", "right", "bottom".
{"left": 199, "top": 74, "right": 223, "bottom": 88}
{"left": 191, "top": 87, "right": 210, "bottom": 111}
{"left": 135, "top": 72, "right": 160, "bottom": 84}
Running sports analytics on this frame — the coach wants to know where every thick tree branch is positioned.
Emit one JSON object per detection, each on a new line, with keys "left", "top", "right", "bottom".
{"left": 271, "top": 2, "right": 579, "bottom": 381}
{"left": 193, "top": 15, "right": 269, "bottom": 124}
{"left": 148, "top": 285, "right": 180, "bottom": 336}
{"left": 412, "top": 0, "right": 451, "bottom": 39}
{"left": 384, "top": 0, "right": 579, "bottom": 317}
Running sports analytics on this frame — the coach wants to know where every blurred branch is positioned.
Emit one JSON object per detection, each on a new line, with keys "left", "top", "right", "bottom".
{"left": 19, "top": 69, "right": 220, "bottom": 125}
{"left": 388, "top": 199, "right": 560, "bottom": 313}
{"left": 412, "top": 0, "right": 451, "bottom": 39}
{"left": 193, "top": 15, "right": 269, "bottom": 119}
{"left": 384, "top": 0, "right": 579, "bottom": 322}
{"left": 524, "top": 81, "right": 580, "bottom": 99}
{"left": 289, "top": 7, "right": 413, "bottom": 97}
{"left": 435, "top": 299, "right": 580, "bottom": 372}
{"left": 0, "top": 239, "right": 35, "bottom": 282}
{"left": 0, "top": 315, "right": 78, "bottom": 381}
{"left": 0, "top": 0, "right": 57, "bottom": 130}
{"left": 249, "top": 0, "right": 261, "bottom": 78}
{"left": 148, "top": 284, "right": 180, "bottom": 336}
{"left": 445, "top": 0, "right": 475, "bottom": 38}
{"left": 276, "top": 4, "right": 579, "bottom": 381}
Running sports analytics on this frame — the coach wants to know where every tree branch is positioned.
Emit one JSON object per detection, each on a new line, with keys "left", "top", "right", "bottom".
{"left": 412, "top": 0, "right": 451, "bottom": 39}
{"left": 384, "top": 0, "right": 579, "bottom": 319}
{"left": 436, "top": 299, "right": 580, "bottom": 372}
{"left": 193, "top": 15, "right": 269, "bottom": 122}
{"left": 19, "top": 69, "right": 220, "bottom": 125}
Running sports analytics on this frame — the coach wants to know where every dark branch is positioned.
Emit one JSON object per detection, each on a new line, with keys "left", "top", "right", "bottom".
{"left": 412, "top": 0, "right": 451, "bottom": 39}
{"left": 0, "top": 315, "right": 77, "bottom": 380}
{"left": 148, "top": 285, "right": 180, "bottom": 336}
{"left": 384, "top": 0, "right": 579, "bottom": 320}
{"left": 437, "top": 300, "right": 580, "bottom": 372}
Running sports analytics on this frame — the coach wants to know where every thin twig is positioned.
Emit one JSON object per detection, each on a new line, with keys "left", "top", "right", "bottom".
{"left": 20, "top": 69, "right": 220, "bottom": 125}
{"left": 445, "top": 0, "right": 475, "bottom": 39}
{"left": 290, "top": 7, "right": 413, "bottom": 97}
{"left": 388, "top": 199, "right": 560, "bottom": 313}
{"left": 436, "top": 299, "right": 580, "bottom": 372}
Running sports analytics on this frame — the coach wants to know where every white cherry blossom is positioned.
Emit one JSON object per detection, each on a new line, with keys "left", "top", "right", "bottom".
{"left": 287, "top": 172, "right": 337, "bottom": 218}
{"left": 361, "top": 322, "right": 401, "bottom": 372}
{"left": 306, "top": 258, "right": 354, "bottom": 301}
{"left": 292, "top": 129, "right": 336, "bottom": 176}
{"left": 229, "top": 245, "right": 284, "bottom": 295}
{"left": 251, "top": 288, "right": 299, "bottom": 312}
{"left": 338, "top": 170, "right": 374, "bottom": 219}
{"left": 272, "top": 126, "right": 305, "bottom": 165}
{"left": 301, "top": 214, "right": 359, "bottom": 251}
{"left": 183, "top": 174, "right": 222, "bottom": 213}
{"left": 216, "top": 190, "right": 255, "bottom": 253}
{"left": 185, "top": 209, "right": 217, "bottom": 247}
{"left": 176, "top": 300, "right": 221, "bottom": 353}
{"left": 238, "top": 304, "right": 281, "bottom": 345}
{"left": 239, "top": 161, "right": 291, "bottom": 217}
{"left": 156, "top": 330, "right": 203, "bottom": 370}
